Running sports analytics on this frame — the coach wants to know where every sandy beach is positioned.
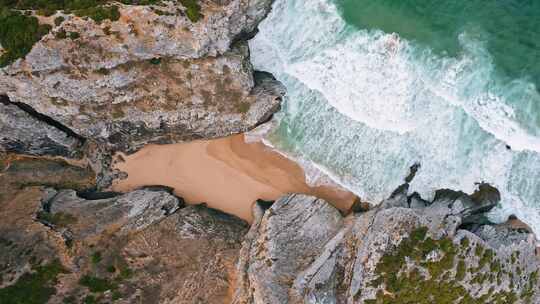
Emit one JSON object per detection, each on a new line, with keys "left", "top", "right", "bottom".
{"left": 112, "top": 134, "right": 356, "bottom": 223}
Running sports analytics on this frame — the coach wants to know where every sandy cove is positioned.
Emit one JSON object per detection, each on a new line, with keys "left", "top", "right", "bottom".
{"left": 112, "top": 134, "right": 356, "bottom": 223}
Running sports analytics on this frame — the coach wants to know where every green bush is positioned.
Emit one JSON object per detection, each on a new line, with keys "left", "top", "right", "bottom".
{"left": 90, "top": 251, "right": 102, "bottom": 265}
{"left": 0, "top": 260, "right": 67, "bottom": 304}
{"left": 74, "top": 5, "right": 120, "bottom": 23}
{"left": 68, "top": 31, "right": 80, "bottom": 39}
{"left": 368, "top": 227, "right": 520, "bottom": 304}
{"left": 79, "top": 275, "right": 117, "bottom": 293}
{"left": 54, "top": 15, "right": 65, "bottom": 26}
{"left": 0, "top": 9, "right": 51, "bottom": 67}
{"left": 179, "top": 0, "right": 201, "bottom": 22}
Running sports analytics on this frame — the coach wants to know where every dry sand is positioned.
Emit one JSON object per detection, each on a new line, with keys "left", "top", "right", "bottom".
{"left": 112, "top": 134, "right": 356, "bottom": 223}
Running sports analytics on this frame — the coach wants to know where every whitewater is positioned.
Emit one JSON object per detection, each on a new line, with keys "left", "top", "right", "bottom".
{"left": 249, "top": 0, "right": 540, "bottom": 236}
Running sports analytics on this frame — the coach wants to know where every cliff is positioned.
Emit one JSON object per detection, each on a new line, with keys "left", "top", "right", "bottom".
{"left": 0, "top": 1, "right": 538, "bottom": 304}
{"left": 1, "top": 170, "right": 538, "bottom": 303}
{"left": 233, "top": 184, "right": 540, "bottom": 304}
{"left": 0, "top": 0, "right": 284, "bottom": 187}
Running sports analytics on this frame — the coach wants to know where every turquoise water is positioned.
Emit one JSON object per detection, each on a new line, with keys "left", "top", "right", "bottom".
{"left": 249, "top": 0, "right": 540, "bottom": 236}
{"left": 340, "top": 0, "right": 540, "bottom": 88}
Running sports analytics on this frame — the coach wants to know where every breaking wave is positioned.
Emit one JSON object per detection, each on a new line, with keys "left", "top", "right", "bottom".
{"left": 249, "top": 0, "right": 540, "bottom": 236}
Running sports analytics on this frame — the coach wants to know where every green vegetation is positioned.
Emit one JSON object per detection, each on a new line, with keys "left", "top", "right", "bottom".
{"left": 0, "top": 9, "right": 51, "bottom": 67}
{"left": 83, "top": 295, "right": 97, "bottom": 304}
{"left": 106, "top": 265, "right": 116, "bottom": 273}
{"left": 179, "top": 0, "right": 201, "bottom": 22}
{"left": 74, "top": 5, "right": 120, "bottom": 23}
{"left": 0, "top": 0, "right": 201, "bottom": 66}
{"left": 0, "top": 260, "right": 67, "bottom": 304}
{"left": 79, "top": 275, "right": 117, "bottom": 293}
{"left": 91, "top": 251, "right": 102, "bottom": 265}
{"left": 456, "top": 260, "right": 466, "bottom": 281}
{"left": 68, "top": 31, "right": 80, "bottom": 39}
{"left": 118, "top": 266, "right": 133, "bottom": 279}
{"left": 37, "top": 211, "right": 77, "bottom": 227}
{"left": 367, "top": 227, "right": 520, "bottom": 304}
{"left": 237, "top": 101, "right": 250, "bottom": 113}
{"left": 0, "top": 0, "right": 123, "bottom": 23}
{"left": 55, "top": 29, "right": 67, "bottom": 39}
{"left": 54, "top": 15, "right": 65, "bottom": 26}
{"left": 149, "top": 57, "right": 161, "bottom": 65}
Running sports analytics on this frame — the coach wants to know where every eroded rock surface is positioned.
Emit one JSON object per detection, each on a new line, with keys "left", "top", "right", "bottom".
{"left": 0, "top": 98, "right": 83, "bottom": 158}
{"left": 0, "top": 186, "right": 248, "bottom": 303}
{"left": 233, "top": 185, "right": 540, "bottom": 304}
{"left": 234, "top": 194, "right": 344, "bottom": 304}
{"left": 0, "top": 0, "right": 282, "bottom": 153}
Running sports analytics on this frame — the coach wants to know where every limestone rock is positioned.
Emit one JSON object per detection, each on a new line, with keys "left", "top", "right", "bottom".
{"left": 120, "top": 204, "right": 249, "bottom": 303}
{"left": 0, "top": 154, "right": 95, "bottom": 192}
{"left": 0, "top": 185, "right": 248, "bottom": 303}
{"left": 0, "top": 96, "right": 82, "bottom": 158}
{"left": 41, "top": 188, "right": 182, "bottom": 238}
{"left": 0, "top": 1, "right": 281, "bottom": 153}
{"left": 233, "top": 194, "right": 344, "bottom": 304}
{"left": 234, "top": 185, "right": 540, "bottom": 304}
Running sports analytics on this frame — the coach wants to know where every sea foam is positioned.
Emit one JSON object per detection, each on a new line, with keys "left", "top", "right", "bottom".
{"left": 250, "top": 0, "right": 540, "bottom": 237}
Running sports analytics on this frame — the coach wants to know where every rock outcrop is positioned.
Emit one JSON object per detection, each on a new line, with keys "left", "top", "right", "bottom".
{"left": 0, "top": 0, "right": 283, "bottom": 154}
{"left": 233, "top": 184, "right": 540, "bottom": 304}
{"left": 0, "top": 186, "right": 248, "bottom": 303}
{"left": 0, "top": 96, "right": 83, "bottom": 158}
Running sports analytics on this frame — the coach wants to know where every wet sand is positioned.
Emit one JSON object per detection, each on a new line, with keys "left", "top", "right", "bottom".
{"left": 112, "top": 134, "right": 356, "bottom": 223}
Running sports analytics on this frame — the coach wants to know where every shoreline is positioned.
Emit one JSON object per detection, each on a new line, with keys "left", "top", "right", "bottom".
{"left": 112, "top": 134, "right": 356, "bottom": 223}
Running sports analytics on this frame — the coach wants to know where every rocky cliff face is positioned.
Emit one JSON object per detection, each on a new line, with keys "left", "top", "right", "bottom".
{"left": 1, "top": 180, "right": 537, "bottom": 303}
{"left": 1, "top": 1, "right": 538, "bottom": 304}
{"left": 233, "top": 184, "right": 540, "bottom": 304}
{"left": 0, "top": 0, "right": 283, "bottom": 172}
{"left": 0, "top": 185, "right": 248, "bottom": 303}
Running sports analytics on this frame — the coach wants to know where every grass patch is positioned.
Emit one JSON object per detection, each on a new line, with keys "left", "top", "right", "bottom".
{"left": 0, "top": 260, "right": 67, "bottom": 304}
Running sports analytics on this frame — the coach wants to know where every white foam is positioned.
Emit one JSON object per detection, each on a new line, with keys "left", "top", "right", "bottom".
{"left": 250, "top": 0, "right": 540, "bottom": 237}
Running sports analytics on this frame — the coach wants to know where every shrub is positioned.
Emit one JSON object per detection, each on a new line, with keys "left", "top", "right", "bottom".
{"left": 68, "top": 31, "right": 80, "bottom": 39}
{"left": 0, "top": 260, "right": 67, "bottom": 304}
{"left": 54, "top": 15, "right": 65, "bottom": 26}
{"left": 179, "top": 0, "right": 201, "bottom": 22}
{"left": 0, "top": 9, "right": 51, "bottom": 67}
{"left": 79, "top": 275, "right": 117, "bottom": 293}
{"left": 149, "top": 57, "right": 161, "bottom": 65}
{"left": 74, "top": 5, "right": 120, "bottom": 23}
{"left": 90, "top": 251, "right": 102, "bottom": 265}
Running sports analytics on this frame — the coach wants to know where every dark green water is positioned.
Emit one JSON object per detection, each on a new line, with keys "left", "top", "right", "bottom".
{"left": 338, "top": 0, "right": 540, "bottom": 87}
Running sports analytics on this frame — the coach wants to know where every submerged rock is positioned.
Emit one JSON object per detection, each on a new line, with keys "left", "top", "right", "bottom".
{"left": 233, "top": 185, "right": 540, "bottom": 304}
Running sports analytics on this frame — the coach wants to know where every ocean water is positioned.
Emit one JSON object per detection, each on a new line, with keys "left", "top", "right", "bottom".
{"left": 249, "top": 0, "right": 540, "bottom": 236}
